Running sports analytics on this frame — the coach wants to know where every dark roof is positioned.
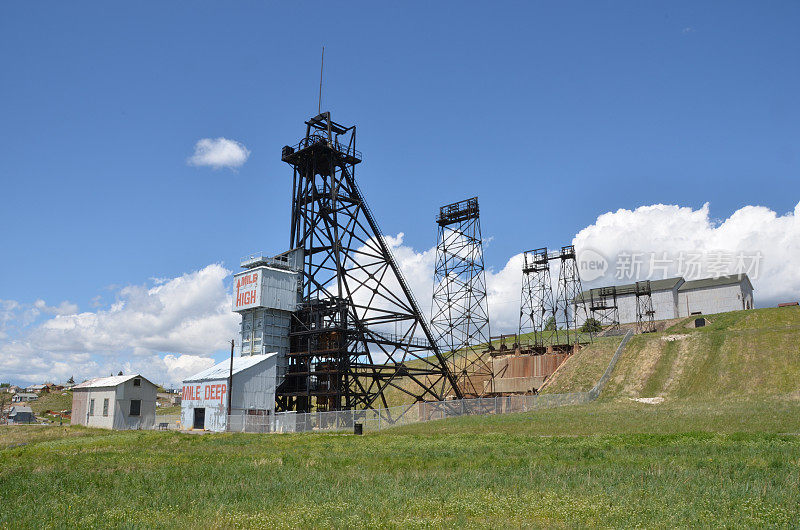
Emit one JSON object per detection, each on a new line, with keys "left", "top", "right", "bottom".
{"left": 678, "top": 274, "right": 752, "bottom": 292}
{"left": 576, "top": 277, "right": 684, "bottom": 303}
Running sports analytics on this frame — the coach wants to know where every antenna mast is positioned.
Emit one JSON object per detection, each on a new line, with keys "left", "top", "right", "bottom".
{"left": 318, "top": 46, "right": 324, "bottom": 114}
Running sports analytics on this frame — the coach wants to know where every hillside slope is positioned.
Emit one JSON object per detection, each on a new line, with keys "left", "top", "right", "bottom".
{"left": 544, "top": 306, "right": 800, "bottom": 400}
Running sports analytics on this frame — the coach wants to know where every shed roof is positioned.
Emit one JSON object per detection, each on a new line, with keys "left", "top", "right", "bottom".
{"left": 14, "top": 393, "right": 38, "bottom": 399}
{"left": 678, "top": 274, "right": 752, "bottom": 292}
{"left": 576, "top": 277, "right": 684, "bottom": 303}
{"left": 73, "top": 374, "right": 154, "bottom": 389}
{"left": 10, "top": 406, "right": 33, "bottom": 414}
{"left": 183, "top": 353, "right": 278, "bottom": 383}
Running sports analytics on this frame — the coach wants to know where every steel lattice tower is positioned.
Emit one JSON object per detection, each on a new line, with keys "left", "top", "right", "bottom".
{"left": 588, "top": 286, "right": 620, "bottom": 330}
{"left": 635, "top": 280, "right": 657, "bottom": 334}
{"left": 278, "top": 112, "right": 461, "bottom": 412}
{"left": 518, "top": 248, "right": 559, "bottom": 349}
{"left": 555, "top": 245, "right": 592, "bottom": 347}
{"left": 430, "top": 197, "right": 492, "bottom": 397}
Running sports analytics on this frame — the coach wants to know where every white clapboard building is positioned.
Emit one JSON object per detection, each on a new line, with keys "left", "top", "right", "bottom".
{"left": 71, "top": 375, "right": 157, "bottom": 430}
{"left": 181, "top": 353, "right": 278, "bottom": 432}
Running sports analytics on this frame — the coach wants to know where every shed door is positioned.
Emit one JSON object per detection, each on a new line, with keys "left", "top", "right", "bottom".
{"left": 193, "top": 408, "right": 205, "bottom": 430}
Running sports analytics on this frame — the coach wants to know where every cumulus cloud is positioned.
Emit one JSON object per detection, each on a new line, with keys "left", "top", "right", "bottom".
{"left": 573, "top": 202, "right": 800, "bottom": 306}
{"left": 382, "top": 233, "right": 524, "bottom": 336}
{"left": 187, "top": 137, "right": 250, "bottom": 169}
{"left": 0, "top": 264, "right": 239, "bottom": 386}
{"left": 2, "top": 201, "right": 798, "bottom": 385}
{"left": 34, "top": 299, "right": 79, "bottom": 316}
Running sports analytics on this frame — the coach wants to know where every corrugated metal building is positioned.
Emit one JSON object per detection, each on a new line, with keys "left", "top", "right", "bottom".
{"left": 233, "top": 250, "right": 302, "bottom": 395}
{"left": 575, "top": 274, "right": 754, "bottom": 326}
{"left": 181, "top": 353, "right": 278, "bottom": 432}
{"left": 71, "top": 375, "right": 157, "bottom": 430}
{"left": 678, "top": 274, "right": 754, "bottom": 316}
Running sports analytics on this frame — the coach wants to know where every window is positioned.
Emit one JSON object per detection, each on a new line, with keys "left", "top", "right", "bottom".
{"left": 129, "top": 399, "right": 141, "bottom": 416}
{"left": 102, "top": 398, "right": 109, "bottom": 417}
{"left": 133, "top": 378, "right": 141, "bottom": 387}
{"left": 89, "top": 399, "right": 95, "bottom": 416}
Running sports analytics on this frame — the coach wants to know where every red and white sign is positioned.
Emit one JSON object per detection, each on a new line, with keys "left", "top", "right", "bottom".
{"left": 233, "top": 269, "right": 262, "bottom": 311}
{"left": 181, "top": 382, "right": 227, "bottom": 403}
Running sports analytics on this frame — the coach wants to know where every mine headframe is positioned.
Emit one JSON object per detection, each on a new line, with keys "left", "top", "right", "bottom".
{"left": 430, "top": 197, "right": 493, "bottom": 397}
{"left": 277, "top": 112, "right": 461, "bottom": 412}
{"left": 519, "top": 247, "right": 559, "bottom": 350}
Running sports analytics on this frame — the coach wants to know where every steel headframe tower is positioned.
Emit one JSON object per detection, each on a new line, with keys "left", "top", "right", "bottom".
{"left": 279, "top": 112, "right": 461, "bottom": 412}
{"left": 518, "top": 248, "right": 559, "bottom": 349}
{"left": 588, "top": 286, "right": 620, "bottom": 331}
{"left": 555, "top": 245, "right": 593, "bottom": 348}
{"left": 635, "top": 280, "right": 657, "bottom": 334}
{"left": 430, "top": 197, "right": 492, "bottom": 397}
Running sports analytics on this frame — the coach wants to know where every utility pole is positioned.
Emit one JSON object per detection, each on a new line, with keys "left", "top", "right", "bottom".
{"left": 227, "top": 339, "right": 234, "bottom": 417}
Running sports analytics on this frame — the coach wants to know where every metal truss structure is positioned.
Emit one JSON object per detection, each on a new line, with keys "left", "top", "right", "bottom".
{"left": 635, "top": 280, "right": 657, "bottom": 334}
{"left": 430, "top": 197, "right": 492, "bottom": 397}
{"left": 588, "top": 286, "right": 620, "bottom": 330}
{"left": 277, "top": 112, "right": 461, "bottom": 412}
{"left": 555, "top": 245, "right": 592, "bottom": 348}
{"left": 518, "top": 248, "right": 559, "bottom": 349}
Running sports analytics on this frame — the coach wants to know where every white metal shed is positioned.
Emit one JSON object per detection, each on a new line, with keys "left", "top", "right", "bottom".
{"left": 181, "top": 352, "right": 278, "bottom": 432}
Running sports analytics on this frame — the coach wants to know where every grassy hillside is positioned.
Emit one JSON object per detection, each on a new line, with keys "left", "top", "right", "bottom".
{"left": 27, "top": 390, "right": 72, "bottom": 414}
{"left": 543, "top": 306, "right": 800, "bottom": 401}
{"left": 538, "top": 335, "right": 622, "bottom": 394}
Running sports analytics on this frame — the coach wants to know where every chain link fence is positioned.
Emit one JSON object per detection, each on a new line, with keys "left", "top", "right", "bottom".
{"left": 160, "top": 330, "right": 632, "bottom": 434}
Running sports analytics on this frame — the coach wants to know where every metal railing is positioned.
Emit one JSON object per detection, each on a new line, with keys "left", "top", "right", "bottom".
{"left": 286, "top": 134, "right": 363, "bottom": 161}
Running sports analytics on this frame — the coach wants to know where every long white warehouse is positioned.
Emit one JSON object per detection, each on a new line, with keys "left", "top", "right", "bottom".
{"left": 575, "top": 274, "right": 754, "bottom": 326}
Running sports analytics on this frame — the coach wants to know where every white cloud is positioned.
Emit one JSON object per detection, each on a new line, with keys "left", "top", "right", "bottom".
{"left": 2, "top": 201, "right": 797, "bottom": 385}
{"left": 187, "top": 137, "right": 250, "bottom": 169}
{"left": 573, "top": 202, "right": 800, "bottom": 306}
{"left": 0, "top": 264, "right": 239, "bottom": 386}
{"left": 382, "top": 233, "right": 523, "bottom": 336}
{"left": 162, "top": 354, "right": 216, "bottom": 383}
{"left": 34, "top": 299, "right": 79, "bottom": 316}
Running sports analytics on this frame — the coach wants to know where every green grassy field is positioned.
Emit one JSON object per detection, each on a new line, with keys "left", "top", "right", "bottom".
{"left": 1, "top": 401, "right": 799, "bottom": 528}
{"left": 2, "top": 307, "right": 799, "bottom": 528}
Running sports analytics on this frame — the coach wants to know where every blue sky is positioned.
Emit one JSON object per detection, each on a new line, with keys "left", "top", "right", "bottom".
{"left": 1, "top": 2, "right": 799, "bottom": 385}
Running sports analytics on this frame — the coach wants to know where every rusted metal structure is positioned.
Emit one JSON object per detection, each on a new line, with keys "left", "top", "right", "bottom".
{"left": 588, "top": 286, "right": 620, "bottom": 330}
{"left": 489, "top": 351, "right": 571, "bottom": 394}
{"left": 277, "top": 112, "right": 460, "bottom": 412}
{"left": 430, "top": 197, "right": 493, "bottom": 397}
{"left": 635, "top": 280, "right": 657, "bottom": 333}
